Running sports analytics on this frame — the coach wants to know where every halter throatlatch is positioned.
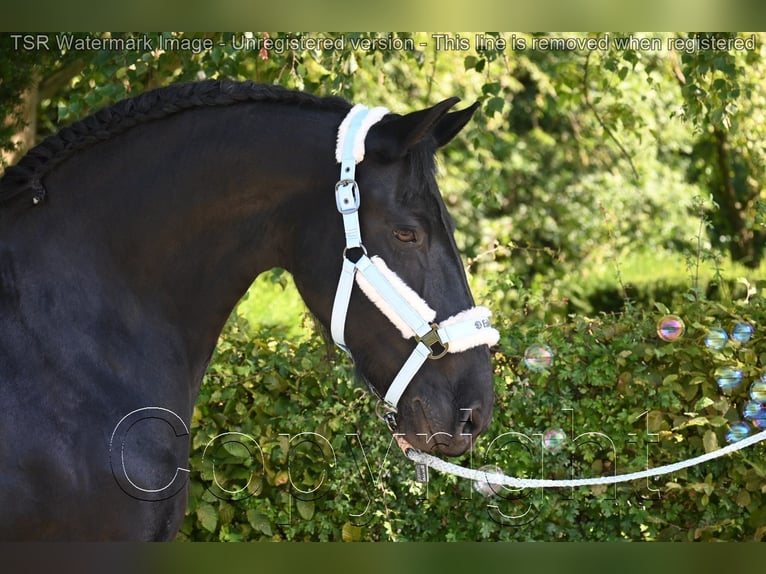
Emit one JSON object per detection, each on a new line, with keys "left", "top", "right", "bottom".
{"left": 330, "top": 104, "right": 500, "bottom": 414}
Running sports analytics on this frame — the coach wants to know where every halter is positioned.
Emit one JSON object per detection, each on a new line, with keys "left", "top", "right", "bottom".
{"left": 330, "top": 104, "right": 500, "bottom": 420}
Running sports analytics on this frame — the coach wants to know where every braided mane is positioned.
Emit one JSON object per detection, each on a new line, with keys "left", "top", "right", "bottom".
{"left": 0, "top": 79, "right": 351, "bottom": 206}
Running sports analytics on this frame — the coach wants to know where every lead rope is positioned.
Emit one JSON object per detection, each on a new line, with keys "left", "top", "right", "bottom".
{"left": 397, "top": 427, "right": 766, "bottom": 488}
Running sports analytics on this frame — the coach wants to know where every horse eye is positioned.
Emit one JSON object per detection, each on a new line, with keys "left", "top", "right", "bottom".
{"left": 393, "top": 228, "right": 417, "bottom": 243}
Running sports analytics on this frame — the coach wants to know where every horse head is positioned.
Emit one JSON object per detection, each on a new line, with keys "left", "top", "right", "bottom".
{"left": 293, "top": 98, "right": 497, "bottom": 457}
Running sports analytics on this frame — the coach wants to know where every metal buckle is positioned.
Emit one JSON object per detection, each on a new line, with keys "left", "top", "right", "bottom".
{"left": 416, "top": 323, "right": 449, "bottom": 360}
{"left": 335, "top": 179, "right": 360, "bottom": 214}
{"left": 376, "top": 400, "right": 398, "bottom": 431}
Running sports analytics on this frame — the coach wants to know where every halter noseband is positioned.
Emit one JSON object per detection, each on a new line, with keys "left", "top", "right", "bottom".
{"left": 330, "top": 104, "right": 500, "bottom": 420}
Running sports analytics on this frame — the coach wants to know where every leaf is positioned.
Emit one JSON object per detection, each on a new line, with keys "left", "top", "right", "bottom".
{"left": 735, "top": 489, "right": 751, "bottom": 508}
{"left": 702, "top": 430, "right": 719, "bottom": 453}
{"left": 618, "top": 66, "right": 629, "bottom": 81}
{"left": 662, "top": 374, "right": 678, "bottom": 385}
{"left": 694, "top": 396, "right": 715, "bottom": 410}
{"left": 481, "top": 81, "right": 501, "bottom": 96}
{"left": 196, "top": 502, "right": 218, "bottom": 533}
{"left": 653, "top": 302, "right": 670, "bottom": 315}
{"left": 274, "top": 470, "right": 289, "bottom": 486}
{"left": 247, "top": 510, "right": 273, "bottom": 537}
{"left": 707, "top": 416, "right": 728, "bottom": 427}
{"left": 296, "top": 499, "right": 315, "bottom": 521}
{"left": 342, "top": 521, "right": 362, "bottom": 542}
{"left": 343, "top": 53, "right": 358, "bottom": 75}
{"left": 646, "top": 410, "right": 665, "bottom": 432}
{"left": 485, "top": 96, "right": 505, "bottom": 116}
{"left": 218, "top": 502, "right": 235, "bottom": 525}
{"left": 675, "top": 416, "right": 708, "bottom": 429}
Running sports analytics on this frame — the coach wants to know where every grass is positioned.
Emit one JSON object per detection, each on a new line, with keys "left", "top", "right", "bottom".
{"left": 579, "top": 248, "right": 766, "bottom": 303}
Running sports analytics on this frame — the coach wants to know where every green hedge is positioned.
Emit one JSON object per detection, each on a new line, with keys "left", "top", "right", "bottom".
{"left": 178, "top": 280, "right": 766, "bottom": 541}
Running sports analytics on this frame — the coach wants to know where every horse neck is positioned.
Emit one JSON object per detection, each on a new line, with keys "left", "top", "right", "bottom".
{"left": 40, "top": 102, "right": 343, "bottom": 372}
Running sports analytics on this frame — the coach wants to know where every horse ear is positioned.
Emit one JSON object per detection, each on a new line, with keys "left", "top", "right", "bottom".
{"left": 366, "top": 97, "right": 463, "bottom": 161}
{"left": 433, "top": 101, "right": 479, "bottom": 148}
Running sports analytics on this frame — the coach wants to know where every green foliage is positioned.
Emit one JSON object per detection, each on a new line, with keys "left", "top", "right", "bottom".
{"left": 677, "top": 32, "right": 766, "bottom": 267}
{"left": 180, "top": 269, "right": 766, "bottom": 541}
{"left": 4, "top": 31, "right": 765, "bottom": 269}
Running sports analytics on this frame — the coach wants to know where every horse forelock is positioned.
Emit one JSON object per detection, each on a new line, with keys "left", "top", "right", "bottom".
{"left": 0, "top": 80, "right": 352, "bottom": 207}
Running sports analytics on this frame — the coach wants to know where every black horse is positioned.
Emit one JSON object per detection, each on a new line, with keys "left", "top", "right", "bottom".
{"left": 0, "top": 80, "right": 494, "bottom": 540}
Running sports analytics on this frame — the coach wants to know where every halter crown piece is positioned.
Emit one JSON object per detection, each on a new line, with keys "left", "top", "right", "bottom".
{"left": 330, "top": 104, "right": 500, "bottom": 414}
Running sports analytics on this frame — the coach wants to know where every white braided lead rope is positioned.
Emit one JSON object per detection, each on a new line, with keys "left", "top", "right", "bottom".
{"left": 404, "top": 428, "right": 766, "bottom": 488}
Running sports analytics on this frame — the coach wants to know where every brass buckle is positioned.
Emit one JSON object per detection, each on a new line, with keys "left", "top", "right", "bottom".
{"left": 417, "top": 323, "right": 449, "bottom": 360}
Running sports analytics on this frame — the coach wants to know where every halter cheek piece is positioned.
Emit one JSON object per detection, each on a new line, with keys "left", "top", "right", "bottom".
{"left": 330, "top": 105, "right": 500, "bottom": 426}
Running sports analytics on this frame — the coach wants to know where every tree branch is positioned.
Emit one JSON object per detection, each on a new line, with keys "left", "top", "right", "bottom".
{"left": 582, "top": 50, "right": 639, "bottom": 181}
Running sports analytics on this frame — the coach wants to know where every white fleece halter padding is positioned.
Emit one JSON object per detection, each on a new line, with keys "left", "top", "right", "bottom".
{"left": 354, "top": 256, "right": 501, "bottom": 353}
{"left": 335, "top": 104, "right": 390, "bottom": 164}
{"left": 355, "top": 256, "right": 436, "bottom": 338}
{"left": 439, "top": 306, "right": 500, "bottom": 352}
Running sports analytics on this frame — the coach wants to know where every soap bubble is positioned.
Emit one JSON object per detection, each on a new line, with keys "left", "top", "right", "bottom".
{"left": 543, "top": 429, "right": 566, "bottom": 452}
{"left": 750, "top": 376, "right": 766, "bottom": 403}
{"left": 473, "top": 464, "right": 506, "bottom": 497}
{"left": 743, "top": 402, "right": 766, "bottom": 429}
{"left": 704, "top": 328, "right": 728, "bottom": 351}
{"left": 743, "top": 400, "right": 765, "bottom": 420}
{"left": 731, "top": 322, "right": 754, "bottom": 343}
{"left": 714, "top": 366, "right": 743, "bottom": 392}
{"left": 523, "top": 344, "right": 554, "bottom": 372}
{"left": 656, "top": 315, "right": 685, "bottom": 342}
{"left": 726, "top": 421, "right": 751, "bottom": 443}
